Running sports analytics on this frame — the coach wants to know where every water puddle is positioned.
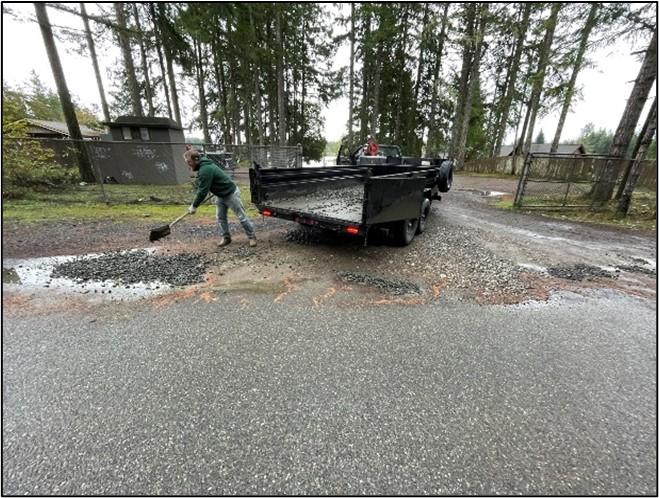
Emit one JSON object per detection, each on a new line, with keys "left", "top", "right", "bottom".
{"left": 517, "top": 262, "right": 547, "bottom": 273}
{"left": 458, "top": 188, "right": 510, "bottom": 197}
{"left": 3, "top": 248, "right": 173, "bottom": 300}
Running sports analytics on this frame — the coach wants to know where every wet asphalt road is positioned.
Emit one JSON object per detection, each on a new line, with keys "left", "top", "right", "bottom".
{"left": 3, "top": 289, "right": 656, "bottom": 495}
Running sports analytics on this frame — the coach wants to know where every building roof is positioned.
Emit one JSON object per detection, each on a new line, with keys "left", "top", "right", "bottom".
{"left": 498, "top": 143, "right": 586, "bottom": 156}
{"left": 25, "top": 118, "right": 103, "bottom": 138}
{"left": 104, "top": 116, "right": 183, "bottom": 130}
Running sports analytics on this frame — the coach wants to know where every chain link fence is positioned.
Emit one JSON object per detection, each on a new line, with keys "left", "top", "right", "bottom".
{"left": 513, "top": 153, "right": 657, "bottom": 212}
{"left": 3, "top": 136, "right": 303, "bottom": 203}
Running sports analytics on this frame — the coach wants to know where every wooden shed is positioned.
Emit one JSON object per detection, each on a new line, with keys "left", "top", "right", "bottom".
{"left": 24, "top": 118, "right": 103, "bottom": 140}
{"left": 92, "top": 116, "right": 191, "bottom": 184}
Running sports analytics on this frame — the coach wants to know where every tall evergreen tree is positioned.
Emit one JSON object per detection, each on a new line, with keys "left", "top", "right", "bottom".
{"left": 34, "top": 3, "right": 95, "bottom": 182}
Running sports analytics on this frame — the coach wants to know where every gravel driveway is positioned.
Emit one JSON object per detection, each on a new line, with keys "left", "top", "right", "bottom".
{"left": 3, "top": 174, "right": 655, "bottom": 307}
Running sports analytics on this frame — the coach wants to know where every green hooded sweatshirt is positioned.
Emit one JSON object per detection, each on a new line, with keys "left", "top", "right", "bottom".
{"left": 192, "top": 157, "right": 237, "bottom": 207}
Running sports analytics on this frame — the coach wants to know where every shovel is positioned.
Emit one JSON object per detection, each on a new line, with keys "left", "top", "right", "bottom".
{"left": 149, "top": 196, "right": 213, "bottom": 242}
{"left": 149, "top": 211, "right": 191, "bottom": 242}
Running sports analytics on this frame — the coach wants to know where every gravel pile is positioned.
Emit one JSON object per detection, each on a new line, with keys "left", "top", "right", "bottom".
{"left": 337, "top": 271, "right": 421, "bottom": 295}
{"left": 51, "top": 250, "right": 208, "bottom": 287}
{"left": 406, "top": 221, "right": 526, "bottom": 295}
{"left": 546, "top": 263, "right": 616, "bottom": 281}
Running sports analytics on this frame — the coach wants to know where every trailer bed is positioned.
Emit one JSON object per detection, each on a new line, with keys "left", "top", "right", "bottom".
{"left": 265, "top": 185, "right": 364, "bottom": 223}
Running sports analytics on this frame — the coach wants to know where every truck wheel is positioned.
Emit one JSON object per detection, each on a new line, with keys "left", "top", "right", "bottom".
{"left": 393, "top": 218, "right": 419, "bottom": 246}
{"left": 438, "top": 168, "right": 453, "bottom": 192}
{"left": 416, "top": 198, "right": 431, "bottom": 234}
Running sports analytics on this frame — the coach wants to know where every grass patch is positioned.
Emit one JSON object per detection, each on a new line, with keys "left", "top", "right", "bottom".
{"left": 2, "top": 178, "right": 259, "bottom": 223}
{"left": 495, "top": 191, "right": 656, "bottom": 232}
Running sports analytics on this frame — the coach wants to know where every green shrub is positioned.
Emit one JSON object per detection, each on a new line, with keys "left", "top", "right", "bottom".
{"left": 2, "top": 120, "right": 80, "bottom": 197}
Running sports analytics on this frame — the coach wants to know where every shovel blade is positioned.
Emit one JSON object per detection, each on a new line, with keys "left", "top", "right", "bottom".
{"left": 149, "top": 225, "right": 171, "bottom": 242}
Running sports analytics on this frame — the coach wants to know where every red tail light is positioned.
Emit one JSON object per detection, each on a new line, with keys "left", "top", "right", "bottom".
{"left": 262, "top": 209, "right": 273, "bottom": 217}
{"left": 345, "top": 226, "right": 359, "bottom": 235}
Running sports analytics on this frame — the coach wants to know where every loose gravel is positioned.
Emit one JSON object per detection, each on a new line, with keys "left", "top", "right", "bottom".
{"left": 268, "top": 185, "right": 365, "bottom": 222}
{"left": 51, "top": 250, "right": 209, "bottom": 287}
{"left": 405, "top": 221, "right": 527, "bottom": 296}
{"left": 546, "top": 263, "right": 616, "bottom": 281}
{"left": 616, "top": 264, "right": 656, "bottom": 276}
{"left": 336, "top": 271, "right": 421, "bottom": 295}
{"left": 283, "top": 226, "right": 361, "bottom": 246}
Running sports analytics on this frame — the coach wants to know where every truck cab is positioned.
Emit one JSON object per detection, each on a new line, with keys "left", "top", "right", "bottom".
{"left": 337, "top": 143, "right": 427, "bottom": 167}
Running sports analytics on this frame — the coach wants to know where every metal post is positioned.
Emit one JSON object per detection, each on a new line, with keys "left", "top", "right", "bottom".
{"left": 83, "top": 140, "right": 108, "bottom": 203}
{"left": 513, "top": 152, "right": 532, "bottom": 207}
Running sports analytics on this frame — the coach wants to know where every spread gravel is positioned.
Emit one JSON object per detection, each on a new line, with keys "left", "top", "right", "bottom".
{"left": 615, "top": 264, "right": 656, "bottom": 276}
{"left": 336, "top": 271, "right": 421, "bottom": 295}
{"left": 546, "top": 263, "right": 616, "bottom": 281}
{"left": 50, "top": 250, "right": 208, "bottom": 287}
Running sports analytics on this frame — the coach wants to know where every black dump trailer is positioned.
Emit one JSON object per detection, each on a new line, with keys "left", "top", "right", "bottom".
{"left": 249, "top": 157, "right": 453, "bottom": 246}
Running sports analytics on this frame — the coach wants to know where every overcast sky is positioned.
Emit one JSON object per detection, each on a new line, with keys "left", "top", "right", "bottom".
{"left": 2, "top": 3, "right": 656, "bottom": 145}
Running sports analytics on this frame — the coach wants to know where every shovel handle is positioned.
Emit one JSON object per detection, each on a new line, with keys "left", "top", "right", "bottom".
{"left": 169, "top": 196, "right": 212, "bottom": 228}
{"left": 169, "top": 211, "right": 189, "bottom": 228}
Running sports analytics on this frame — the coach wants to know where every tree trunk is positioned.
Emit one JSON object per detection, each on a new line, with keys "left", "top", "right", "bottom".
{"left": 227, "top": 53, "right": 241, "bottom": 144}
{"left": 249, "top": 7, "right": 265, "bottom": 145}
{"left": 393, "top": 6, "right": 410, "bottom": 142}
{"left": 194, "top": 40, "right": 211, "bottom": 144}
{"left": 132, "top": 3, "right": 154, "bottom": 116}
{"left": 426, "top": 3, "right": 449, "bottom": 155}
{"left": 114, "top": 2, "right": 143, "bottom": 117}
{"left": 616, "top": 97, "right": 657, "bottom": 216}
{"left": 370, "top": 39, "right": 381, "bottom": 138}
{"left": 244, "top": 99, "right": 252, "bottom": 146}
{"left": 453, "top": 4, "right": 488, "bottom": 170}
{"left": 492, "top": 4, "right": 531, "bottom": 158}
{"left": 149, "top": 4, "right": 172, "bottom": 119}
{"left": 34, "top": 3, "right": 95, "bottom": 182}
{"left": 414, "top": 3, "right": 430, "bottom": 104}
{"left": 522, "top": 3, "right": 561, "bottom": 156}
{"left": 593, "top": 29, "right": 657, "bottom": 203}
{"left": 80, "top": 3, "right": 110, "bottom": 122}
{"left": 551, "top": 3, "right": 598, "bottom": 152}
{"left": 347, "top": 3, "right": 355, "bottom": 146}
{"left": 615, "top": 99, "right": 653, "bottom": 199}
{"left": 211, "top": 35, "right": 231, "bottom": 144}
{"left": 449, "top": 4, "right": 477, "bottom": 162}
{"left": 360, "top": 10, "right": 371, "bottom": 143}
{"left": 158, "top": 4, "right": 181, "bottom": 125}
{"left": 276, "top": 6, "right": 287, "bottom": 145}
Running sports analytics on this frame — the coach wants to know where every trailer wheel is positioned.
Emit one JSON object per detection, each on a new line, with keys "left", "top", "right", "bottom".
{"left": 393, "top": 218, "right": 419, "bottom": 246}
{"left": 438, "top": 167, "right": 453, "bottom": 192}
{"left": 416, "top": 198, "right": 431, "bottom": 234}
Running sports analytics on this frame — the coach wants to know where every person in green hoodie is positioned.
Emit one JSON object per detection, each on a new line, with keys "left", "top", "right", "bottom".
{"left": 184, "top": 146, "right": 256, "bottom": 247}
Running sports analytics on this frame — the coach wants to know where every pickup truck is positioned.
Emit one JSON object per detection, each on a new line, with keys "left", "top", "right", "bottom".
{"left": 249, "top": 144, "right": 453, "bottom": 246}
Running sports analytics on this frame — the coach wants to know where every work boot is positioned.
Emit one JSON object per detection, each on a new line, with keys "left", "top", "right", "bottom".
{"left": 218, "top": 237, "right": 232, "bottom": 247}
{"left": 249, "top": 238, "right": 257, "bottom": 247}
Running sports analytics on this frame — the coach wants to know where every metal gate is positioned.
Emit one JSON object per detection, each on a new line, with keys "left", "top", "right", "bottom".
{"left": 513, "top": 153, "right": 633, "bottom": 209}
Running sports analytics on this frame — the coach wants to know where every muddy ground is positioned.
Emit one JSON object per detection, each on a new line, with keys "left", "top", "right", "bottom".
{"left": 2, "top": 175, "right": 656, "bottom": 312}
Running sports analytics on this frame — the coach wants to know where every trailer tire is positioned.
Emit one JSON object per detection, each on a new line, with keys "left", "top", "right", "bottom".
{"left": 416, "top": 198, "right": 431, "bottom": 234}
{"left": 393, "top": 218, "right": 419, "bottom": 246}
{"left": 438, "top": 167, "right": 453, "bottom": 192}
